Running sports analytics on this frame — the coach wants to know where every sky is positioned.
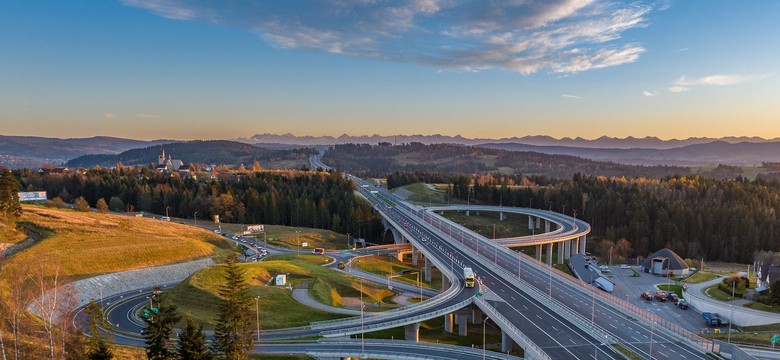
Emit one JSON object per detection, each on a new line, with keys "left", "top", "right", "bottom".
{"left": 1, "top": 1, "right": 778, "bottom": 141}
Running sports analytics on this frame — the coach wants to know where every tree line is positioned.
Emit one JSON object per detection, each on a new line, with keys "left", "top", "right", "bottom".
{"left": 13, "top": 168, "right": 385, "bottom": 243}
{"left": 447, "top": 173, "right": 780, "bottom": 263}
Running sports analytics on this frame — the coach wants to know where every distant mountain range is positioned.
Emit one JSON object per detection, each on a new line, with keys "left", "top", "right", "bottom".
{"left": 3, "top": 133, "right": 780, "bottom": 169}
{"left": 242, "top": 133, "right": 780, "bottom": 150}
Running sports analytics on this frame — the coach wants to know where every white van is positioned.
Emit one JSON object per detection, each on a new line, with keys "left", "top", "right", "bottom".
{"left": 160, "top": 216, "right": 171, "bottom": 222}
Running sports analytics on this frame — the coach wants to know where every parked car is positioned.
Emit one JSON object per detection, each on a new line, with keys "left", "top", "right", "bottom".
{"left": 640, "top": 292, "right": 654, "bottom": 301}
{"left": 620, "top": 264, "right": 630, "bottom": 269}
{"left": 678, "top": 299, "right": 689, "bottom": 309}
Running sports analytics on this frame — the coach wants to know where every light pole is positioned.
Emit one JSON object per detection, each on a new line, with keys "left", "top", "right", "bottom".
{"left": 193, "top": 211, "right": 197, "bottom": 227}
{"left": 483, "top": 315, "right": 491, "bottom": 360}
{"left": 165, "top": 206, "right": 170, "bottom": 218}
{"left": 347, "top": 233, "right": 351, "bottom": 250}
{"left": 255, "top": 296, "right": 261, "bottom": 341}
{"left": 649, "top": 320, "right": 655, "bottom": 360}
{"left": 590, "top": 273, "right": 596, "bottom": 328}
{"left": 728, "top": 279, "right": 735, "bottom": 343}
{"left": 360, "top": 279, "right": 365, "bottom": 355}
{"left": 296, "top": 230, "right": 301, "bottom": 257}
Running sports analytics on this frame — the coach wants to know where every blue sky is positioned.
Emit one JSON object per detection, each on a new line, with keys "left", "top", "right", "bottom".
{"left": 1, "top": 1, "right": 778, "bottom": 140}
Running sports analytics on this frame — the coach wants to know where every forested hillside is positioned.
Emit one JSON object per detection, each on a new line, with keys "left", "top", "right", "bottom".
{"left": 323, "top": 143, "right": 692, "bottom": 179}
{"left": 446, "top": 173, "right": 780, "bottom": 263}
{"left": 15, "top": 168, "right": 384, "bottom": 242}
{"left": 66, "top": 140, "right": 316, "bottom": 168}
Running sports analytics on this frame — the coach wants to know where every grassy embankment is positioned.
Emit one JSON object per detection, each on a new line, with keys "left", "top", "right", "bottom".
{"left": 351, "top": 254, "right": 443, "bottom": 290}
{"left": 391, "top": 183, "right": 448, "bottom": 205}
{"left": 0, "top": 221, "right": 26, "bottom": 246}
{"left": 681, "top": 271, "right": 719, "bottom": 284}
{"left": 165, "top": 254, "right": 396, "bottom": 329}
{"left": 440, "top": 211, "right": 534, "bottom": 239}
{"left": 3, "top": 205, "right": 235, "bottom": 280}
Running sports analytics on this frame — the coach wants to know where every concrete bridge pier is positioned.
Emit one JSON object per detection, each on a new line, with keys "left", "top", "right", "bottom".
{"left": 528, "top": 216, "right": 533, "bottom": 229}
{"left": 471, "top": 306, "right": 483, "bottom": 325}
{"left": 499, "top": 212, "right": 505, "bottom": 221}
{"left": 535, "top": 216, "right": 541, "bottom": 229}
{"left": 501, "top": 329, "right": 514, "bottom": 353}
{"left": 580, "top": 235, "right": 587, "bottom": 254}
{"left": 404, "top": 323, "right": 420, "bottom": 342}
{"left": 424, "top": 257, "right": 432, "bottom": 283}
{"left": 546, "top": 243, "right": 553, "bottom": 265}
{"left": 443, "top": 313, "right": 454, "bottom": 333}
{"left": 557, "top": 242, "right": 564, "bottom": 264}
{"left": 458, "top": 314, "right": 468, "bottom": 336}
{"left": 564, "top": 240, "right": 571, "bottom": 260}
{"left": 390, "top": 228, "right": 406, "bottom": 245}
{"left": 572, "top": 238, "right": 580, "bottom": 256}
{"left": 412, "top": 246, "right": 419, "bottom": 266}
{"left": 535, "top": 244, "right": 542, "bottom": 261}
{"left": 466, "top": 210, "right": 470, "bottom": 216}
{"left": 545, "top": 220, "right": 550, "bottom": 233}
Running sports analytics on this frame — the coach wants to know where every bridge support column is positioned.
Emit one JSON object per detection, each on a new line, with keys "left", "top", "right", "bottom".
{"left": 471, "top": 306, "right": 483, "bottom": 325}
{"left": 557, "top": 241, "right": 564, "bottom": 264}
{"left": 535, "top": 244, "right": 542, "bottom": 261}
{"left": 580, "top": 235, "right": 587, "bottom": 254}
{"left": 424, "top": 257, "right": 432, "bottom": 283}
{"left": 501, "top": 329, "right": 514, "bottom": 353}
{"left": 499, "top": 212, "right": 505, "bottom": 221}
{"left": 443, "top": 313, "right": 453, "bottom": 333}
{"left": 535, "top": 216, "right": 541, "bottom": 229}
{"left": 573, "top": 238, "right": 580, "bottom": 255}
{"left": 412, "top": 246, "right": 419, "bottom": 266}
{"left": 466, "top": 210, "right": 470, "bottom": 216}
{"left": 404, "top": 323, "right": 420, "bottom": 342}
{"left": 545, "top": 220, "right": 551, "bottom": 233}
{"left": 528, "top": 216, "right": 533, "bottom": 229}
{"left": 457, "top": 312, "right": 468, "bottom": 336}
{"left": 564, "top": 240, "right": 571, "bottom": 260}
{"left": 546, "top": 243, "right": 553, "bottom": 266}
{"left": 441, "top": 275, "right": 451, "bottom": 291}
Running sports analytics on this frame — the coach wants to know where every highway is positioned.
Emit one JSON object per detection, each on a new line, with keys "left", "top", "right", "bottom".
{"left": 352, "top": 175, "right": 715, "bottom": 359}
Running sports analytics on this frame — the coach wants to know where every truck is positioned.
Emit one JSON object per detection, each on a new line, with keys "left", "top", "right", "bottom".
{"left": 464, "top": 267, "right": 475, "bottom": 288}
{"left": 702, "top": 312, "right": 723, "bottom": 326}
{"left": 654, "top": 291, "right": 668, "bottom": 302}
{"left": 640, "top": 292, "right": 654, "bottom": 301}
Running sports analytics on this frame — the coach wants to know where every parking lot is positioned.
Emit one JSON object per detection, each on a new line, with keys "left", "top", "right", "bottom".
{"left": 605, "top": 265, "right": 712, "bottom": 333}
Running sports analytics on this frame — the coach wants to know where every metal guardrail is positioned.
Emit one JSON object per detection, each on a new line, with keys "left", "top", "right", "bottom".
{"left": 311, "top": 338, "right": 521, "bottom": 359}
{"left": 474, "top": 295, "right": 551, "bottom": 360}
{"left": 318, "top": 297, "right": 474, "bottom": 337}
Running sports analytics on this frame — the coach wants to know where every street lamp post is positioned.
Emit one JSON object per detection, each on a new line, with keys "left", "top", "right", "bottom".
{"left": 483, "top": 315, "right": 491, "bottom": 360}
{"left": 360, "top": 280, "right": 365, "bottom": 355}
{"left": 165, "top": 206, "right": 170, "bottom": 218}
{"left": 649, "top": 320, "right": 655, "bottom": 360}
{"left": 193, "top": 211, "right": 197, "bottom": 227}
{"left": 296, "top": 230, "right": 301, "bottom": 257}
{"left": 729, "top": 279, "right": 735, "bottom": 343}
{"left": 590, "top": 273, "right": 596, "bottom": 328}
{"left": 255, "top": 296, "right": 261, "bottom": 341}
{"left": 347, "top": 233, "right": 351, "bottom": 250}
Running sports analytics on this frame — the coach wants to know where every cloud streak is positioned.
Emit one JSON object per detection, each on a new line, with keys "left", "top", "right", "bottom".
{"left": 668, "top": 73, "right": 769, "bottom": 93}
{"left": 102, "top": 113, "right": 116, "bottom": 120}
{"left": 122, "top": 0, "right": 652, "bottom": 75}
{"left": 562, "top": 94, "right": 582, "bottom": 99}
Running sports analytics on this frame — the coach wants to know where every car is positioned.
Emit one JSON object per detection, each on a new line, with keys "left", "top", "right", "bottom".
{"left": 213, "top": 230, "right": 221, "bottom": 234}
{"left": 640, "top": 292, "right": 653, "bottom": 301}
{"left": 620, "top": 264, "right": 630, "bottom": 269}
{"left": 678, "top": 299, "right": 689, "bottom": 309}
{"left": 654, "top": 291, "right": 668, "bottom": 302}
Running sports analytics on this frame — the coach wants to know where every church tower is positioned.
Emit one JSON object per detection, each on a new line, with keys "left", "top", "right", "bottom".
{"left": 158, "top": 148, "right": 166, "bottom": 165}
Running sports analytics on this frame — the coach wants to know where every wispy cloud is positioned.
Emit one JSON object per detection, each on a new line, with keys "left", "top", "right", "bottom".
{"left": 136, "top": 113, "right": 161, "bottom": 119}
{"left": 668, "top": 73, "right": 769, "bottom": 93}
{"left": 102, "top": 113, "right": 116, "bottom": 120}
{"left": 643, "top": 91, "right": 655, "bottom": 97}
{"left": 122, "top": 0, "right": 653, "bottom": 75}
{"left": 562, "top": 94, "right": 582, "bottom": 99}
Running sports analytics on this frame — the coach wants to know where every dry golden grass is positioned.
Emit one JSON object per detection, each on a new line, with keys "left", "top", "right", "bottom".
{"left": 6, "top": 205, "right": 232, "bottom": 279}
{"left": 0, "top": 221, "right": 26, "bottom": 247}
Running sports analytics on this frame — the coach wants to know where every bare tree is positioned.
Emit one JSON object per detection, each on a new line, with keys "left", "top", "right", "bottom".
{"left": 1, "top": 260, "right": 32, "bottom": 360}
{"left": 30, "top": 262, "right": 72, "bottom": 360}
{"left": 0, "top": 254, "right": 8, "bottom": 360}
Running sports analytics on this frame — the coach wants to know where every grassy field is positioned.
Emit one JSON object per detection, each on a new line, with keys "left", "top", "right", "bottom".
{"left": 351, "top": 254, "right": 443, "bottom": 290}
{"left": 440, "top": 211, "right": 534, "bottom": 239}
{"left": 391, "top": 183, "right": 448, "bottom": 205}
{"left": 681, "top": 271, "right": 719, "bottom": 284}
{"left": 743, "top": 302, "right": 780, "bottom": 314}
{"left": 657, "top": 284, "right": 683, "bottom": 295}
{"left": 188, "top": 221, "right": 354, "bottom": 251}
{"left": 165, "top": 254, "right": 397, "bottom": 329}
{"left": 0, "top": 221, "right": 26, "bottom": 246}
{"left": 3, "top": 205, "right": 234, "bottom": 280}
{"left": 705, "top": 284, "right": 738, "bottom": 301}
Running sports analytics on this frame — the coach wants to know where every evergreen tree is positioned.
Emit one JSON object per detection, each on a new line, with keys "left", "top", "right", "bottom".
{"left": 108, "top": 196, "right": 124, "bottom": 212}
{"left": 84, "top": 300, "right": 112, "bottom": 360}
{"left": 177, "top": 315, "right": 212, "bottom": 360}
{"left": 770, "top": 280, "right": 780, "bottom": 305}
{"left": 142, "top": 287, "right": 182, "bottom": 360}
{"left": 0, "top": 171, "right": 22, "bottom": 225}
{"left": 211, "top": 255, "right": 254, "bottom": 360}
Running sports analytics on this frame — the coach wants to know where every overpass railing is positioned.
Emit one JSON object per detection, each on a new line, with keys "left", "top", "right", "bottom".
{"left": 311, "top": 338, "right": 520, "bottom": 360}
{"left": 474, "top": 294, "right": 551, "bottom": 360}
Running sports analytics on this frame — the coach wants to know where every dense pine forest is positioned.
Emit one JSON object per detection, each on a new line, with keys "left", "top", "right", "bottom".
{"left": 14, "top": 168, "right": 385, "bottom": 242}
{"left": 442, "top": 173, "right": 780, "bottom": 263}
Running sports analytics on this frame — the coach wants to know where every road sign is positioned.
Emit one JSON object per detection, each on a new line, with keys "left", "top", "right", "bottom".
{"left": 772, "top": 335, "right": 779, "bottom": 345}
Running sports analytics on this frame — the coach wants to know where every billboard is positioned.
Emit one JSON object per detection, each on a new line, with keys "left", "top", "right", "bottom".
{"left": 243, "top": 225, "right": 265, "bottom": 234}
{"left": 18, "top": 191, "right": 47, "bottom": 202}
